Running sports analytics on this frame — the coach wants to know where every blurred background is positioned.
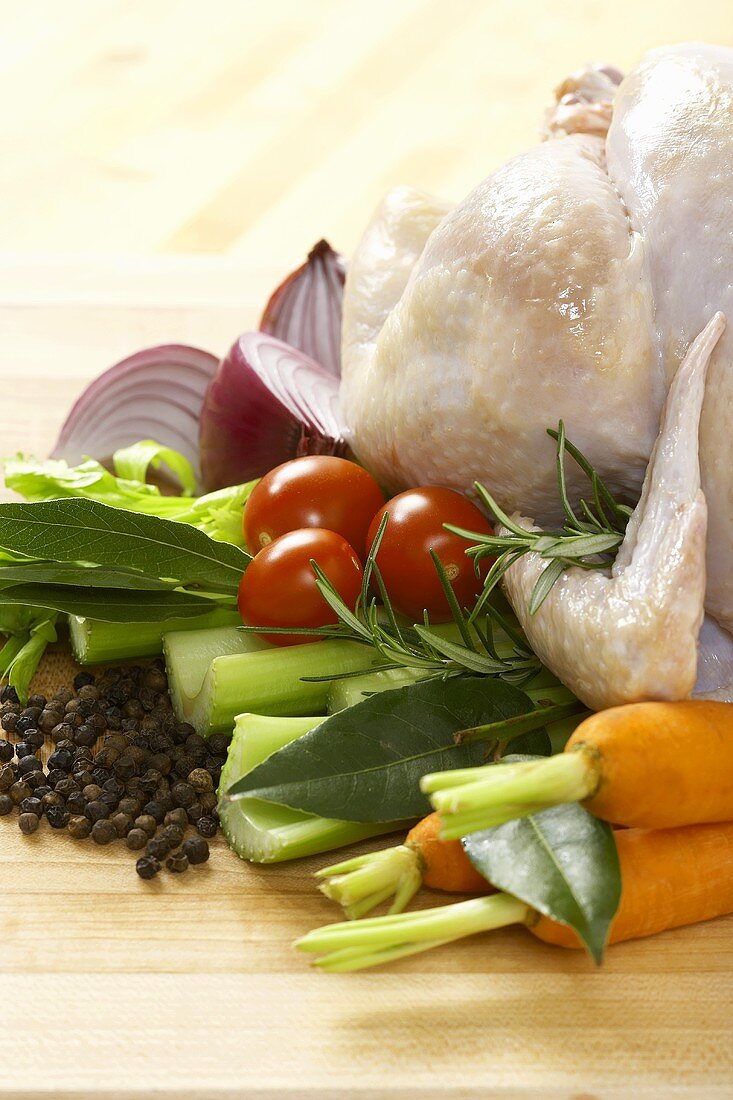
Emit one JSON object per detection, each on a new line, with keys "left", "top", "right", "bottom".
{"left": 2, "top": 0, "right": 731, "bottom": 269}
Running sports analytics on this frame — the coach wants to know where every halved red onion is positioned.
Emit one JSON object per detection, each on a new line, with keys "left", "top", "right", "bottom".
{"left": 199, "top": 332, "right": 348, "bottom": 491}
{"left": 50, "top": 345, "right": 219, "bottom": 489}
{"left": 260, "top": 240, "right": 346, "bottom": 378}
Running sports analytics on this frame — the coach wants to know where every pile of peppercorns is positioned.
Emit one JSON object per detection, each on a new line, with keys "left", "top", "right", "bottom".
{"left": 0, "top": 661, "right": 231, "bottom": 880}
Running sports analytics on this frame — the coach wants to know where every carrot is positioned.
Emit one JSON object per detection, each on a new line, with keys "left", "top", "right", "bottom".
{"left": 297, "top": 822, "right": 733, "bottom": 970}
{"left": 422, "top": 700, "right": 733, "bottom": 839}
{"left": 317, "top": 812, "right": 490, "bottom": 919}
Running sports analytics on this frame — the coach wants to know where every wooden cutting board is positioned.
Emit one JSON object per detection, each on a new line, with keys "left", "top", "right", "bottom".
{"left": 0, "top": 256, "right": 731, "bottom": 1100}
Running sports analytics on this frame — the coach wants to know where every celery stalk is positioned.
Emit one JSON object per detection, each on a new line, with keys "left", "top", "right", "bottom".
{"left": 218, "top": 713, "right": 404, "bottom": 863}
{"left": 164, "top": 626, "right": 383, "bottom": 736}
{"left": 69, "top": 608, "right": 242, "bottom": 664}
{"left": 327, "top": 666, "right": 426, "bottom": 713}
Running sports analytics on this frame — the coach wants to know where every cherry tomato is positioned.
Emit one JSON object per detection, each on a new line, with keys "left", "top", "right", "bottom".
{"left": 243, "top": 456, "right": 386, "bottom": 559}
{"left": 366, "top": 487, "right": 493, "bottom": 622}
{"left": 237, "top": 527, "right": 363, "bottom": 647}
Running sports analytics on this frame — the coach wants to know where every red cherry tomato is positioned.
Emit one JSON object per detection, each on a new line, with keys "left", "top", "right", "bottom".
{"left": 237, "top": 527, "right": 363, "bottom": 647}
{"left": 366, "top": 487, "right": 493, "bottom": 622}
{"left": 243, "top": 456, "right": 386, "bottom": 559}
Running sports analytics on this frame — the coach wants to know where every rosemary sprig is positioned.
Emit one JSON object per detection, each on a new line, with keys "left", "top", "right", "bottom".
{"left": 447, "top": 422, "right": 633, "bottom": 616}
{"left": 240, "top": 513, "right": 541, "bottom": 685}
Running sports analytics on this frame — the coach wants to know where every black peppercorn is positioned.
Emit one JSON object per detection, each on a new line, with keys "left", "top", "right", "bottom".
{"left": 19, "top": 796, "right": 43, "bottom": 817}
{"left": 73, "top": 725, "right": 97, "bottom": 748}
{"left": 39, "top": 708, "right": 61, "bottom": 733}
{"left": 67, "top": 815, "right": 92, "bottom": 839}
{"left": 186, "top": 801, "right": 204, "bottom": 823}
{"left": 0, "top": 739, "right": 14, "bottom": 763}
{"left": 18, "top": 811, "right": 40, "bottom": 835}
{"left": 82, "top": 783, "right": 103, "bottom": 803}
{"left": 48, "top": 748, "right": 74, "bottom": 772}
{"left": 143, "top": 667, "right": 168, "bottom": 693}
{"left": 126, "top": 828, "right": 148, "bottom": 851}
{"left": 46, "top": 768, "right": 69, "bottom": 786}
{"left": 0, "top": 764, "right": 16, "bottom": 792}
{"left": 25, "top": 771, "right": 47, "bottom": 791}
{"left": 207, "top": 732, "right": 231, "bottom": 756}
{"left": 196, "top": 815, "right": 217, "bottom": 838}
{"left": 133, "top": 814, "right": 157, "bottom": 837}
{"left": 10, "top": 780, "right": 32, "bottom": 804}
{"left": 14, "top": 715, "right": 36, "bottom": 735}
{"left": 84, "top": 800, "right": 109, "bottom": 823}
{"left": 113, "top": 755, "right": 137, "bottom": 780}
{"left": 164, "top": 807, "right": 188, "bottom": 829}
{"left": 200, "top": 792, "right": 218, "bottom": 814}
{"left": 46, "top": 805, "right": 70, "bottom": 829}
{"left": 0, "top": 793, "right": 14, "bottom": 815}
{"left": 91, "top": 819, "right": 116, "bottom": 845}
{"left": 117, "top": 796, "right": 141, "bottom": 818}
{"left": 160, "top": 824, "right": 184, "bottom": 849}
{"left": 0, "top": 685, "right": 19, "bottom": 704}
{"left": 17, "top": 755, "right": 43, "bottom": 776}
{"left": 110, "top": 812, "right": 133, "bottom": 838}
{"left": 1, "top": 712, "right": 18, "bottom": 734}
{"left": 95, "top": 746, "right": 120, "bottom": 769}
{"left": 73, "top": 671, "right": 95, "bottom": 690}
{"left": 135, "top": 855, "right": 160, "bottom": 880}
{"left": 90, "top": 767, "right": 110, "bottom": 786}
{"left": 54, "top": 778, "right": 79, "bottom": 799}
{"left": 66, "top": 791, "right": 86, "bottom": 814}
{"left": 182, "top": 836, "right": 210, "bottom": 865}
{"left": 166, "top": 851, "right": 189, "bottom": 873}
{"left": 171, "top": 782, "right": 195, "bottom": 808}
{"left": 73, "top": 769, "right": 94, "bottom": 789}
{"left": 27, "top": 694, "right": 46, "bottom": 710}
{"left": 142, "top": 800, "right": 165, "bottom": 824}
{"left": 33, "top": 784, "right": 51, "bottom": 800}
{"left": 26, "top": 730, "right": 45, "bottom": 750}
{"left": 41, "top": 790, "right": 64, "bottom": 810}
{"left": 188, "top": 768, "right": 213, "bottom": 793}
{"left": 53, "top": 687, "right": 74, "bottom": 706}
{"left": 149, "top": 752, "right": 171, "bottom": 776}
{"left": 146, "top": 836, "right": 170, "bottom": 860}
{"left": 77, "top": 684, "right": 98, "bottom": 702}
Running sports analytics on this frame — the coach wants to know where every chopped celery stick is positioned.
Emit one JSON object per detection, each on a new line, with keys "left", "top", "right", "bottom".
{"left": 165, "top": 626, "right": 269, "bottom": 727}
{"left": 164, "top": 625, "right": 382, "bottom": 736}
{"left": 69, "top": 607, "right": 242, "bottom": 664}
{"left": 218, "top": 713, "right": 404, "bottom": 863}
{"left": 327, "top": 666, "right": 426, "bottom": 713}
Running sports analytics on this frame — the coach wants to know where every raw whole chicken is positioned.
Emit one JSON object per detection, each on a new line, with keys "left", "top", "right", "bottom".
{"left": 341, "top": 44, "right": 733, "bottom": 708}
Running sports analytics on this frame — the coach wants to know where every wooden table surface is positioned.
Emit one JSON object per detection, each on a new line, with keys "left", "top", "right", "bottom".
{"left": 1, "top": 0, "right": 731, "bottom": 265}
{"left": 0, "top": 257, "right": 732, "bottom": 1099}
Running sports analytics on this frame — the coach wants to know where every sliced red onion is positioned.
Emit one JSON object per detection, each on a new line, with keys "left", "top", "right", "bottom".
{"left": 260, "top": 240, "right": 346, "bottom": 378}
{"left": 199, "top": 332, "right": 348, "bottom": 491}
{"left": 50, "top": 345, "right": 219, "bottom": 489}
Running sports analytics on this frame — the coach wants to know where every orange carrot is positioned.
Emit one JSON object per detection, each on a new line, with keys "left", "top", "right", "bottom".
{"left": 405, "top": 812, "right": 488, "bottom": 893}
{"left": 317, "top": 811, "right": 490, "bottom": 919}
{"left": 298, "top": 822, "right": 733, "bottom": 970}
{"left": 425, "top": 700, "right": 733, "bottom": 838}
{"left": 534, "top": 821, "right": 733, "bottom": 948}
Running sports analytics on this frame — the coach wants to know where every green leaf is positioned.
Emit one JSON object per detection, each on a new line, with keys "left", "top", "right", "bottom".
{"left": 0, "top": 563, "right": 178, "bottom": 591}
{"left": 0, "top": 499, "right": 250, "bottom": 592}
{"left": 226, "top": 677, "right": 538, "bottom": 822}
{"left": 0, "top": 584, "right": 218, "bottom": 622}
{"left": 113, "top": 441, "right": 197, "bottom": 496}
{"left": 463, "top": 799, "right": 621, "bottom": 964}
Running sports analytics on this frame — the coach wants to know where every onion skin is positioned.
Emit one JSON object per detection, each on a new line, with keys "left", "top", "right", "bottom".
{"left": 260, "top": 240, "right": 346, "bottom": 378}
{"left": 199, "top": 332, "right": 348, "bottom": 492}
{"left": 50, "top": 344, "right": 219, "bottom": 491}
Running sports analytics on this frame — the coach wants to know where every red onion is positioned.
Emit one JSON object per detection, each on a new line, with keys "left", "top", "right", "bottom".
{"left": 260, "top": 240, "right": 346, "bottom": 377}
{"left": 199, "top": 332, "right": 348, "bottom": 491}
{"left": 50, "top": 345, "right": 219, "bottom": 489}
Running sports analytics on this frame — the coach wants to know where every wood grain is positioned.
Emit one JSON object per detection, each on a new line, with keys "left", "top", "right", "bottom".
{"left": 0, "top": 0, "right": 731, "bottom": 266}
{"left": 0, "top": 258, "right": 732, "bottom": 1098}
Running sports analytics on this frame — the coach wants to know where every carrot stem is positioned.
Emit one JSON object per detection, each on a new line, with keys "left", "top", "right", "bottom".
{"left": 316, "top": 845, "right": 423, "bottom": 919}
{"left": 422, "top": 750, "right": 597, "bottom": 840}
{"left": 295, "top": 894, "right": 531, "bottom": 971}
